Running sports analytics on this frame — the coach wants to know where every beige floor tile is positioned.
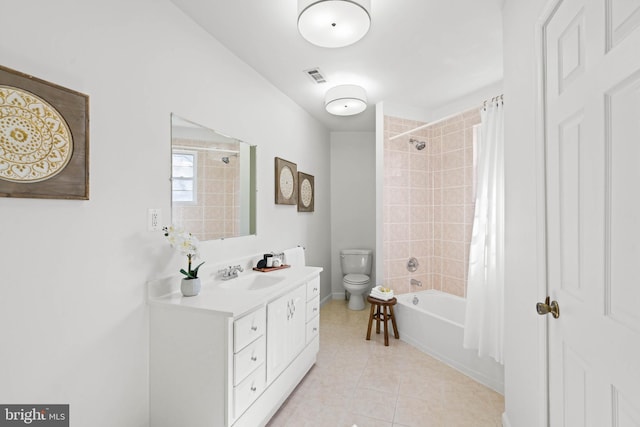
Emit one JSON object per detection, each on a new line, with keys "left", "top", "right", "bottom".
{"left": 342, "top": 413, "right": 394, "bottom": 427}
{"left": 266, "top": 299, "right": 504, "bottom": 427}
{"left": 357, "top": 363, "right": 402, "bottom": 394}
{"left": 350, "top": 387, "right": 398, "bottom": 422}
{"left": 393, "top": 395, "right": 444, "bottom": 426}
{"left": 398, "top": 375, "right": 444, "bottom": 405}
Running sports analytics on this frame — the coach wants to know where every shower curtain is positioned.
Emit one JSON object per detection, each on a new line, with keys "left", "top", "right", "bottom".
{"left": 463, "top": 98, "right": 504, "bottom": 364}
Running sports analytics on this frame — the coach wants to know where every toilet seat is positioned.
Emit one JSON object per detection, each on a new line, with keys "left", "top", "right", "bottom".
{"left": 344, "top": 273, "right": 370, "bottom": 285}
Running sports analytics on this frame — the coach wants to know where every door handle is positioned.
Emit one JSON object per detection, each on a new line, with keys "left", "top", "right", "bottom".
{"left": 536, "top": 296, "right": 560, "bottom": 318}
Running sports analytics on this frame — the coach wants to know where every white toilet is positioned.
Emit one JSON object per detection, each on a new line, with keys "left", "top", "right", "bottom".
{"left": 340, "top": 249, "right": 373, "bottom": 311}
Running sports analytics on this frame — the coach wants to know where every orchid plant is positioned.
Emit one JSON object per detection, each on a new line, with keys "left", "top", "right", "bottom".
{"left": 163, "top": 226, "right": 204, "bottom": 279}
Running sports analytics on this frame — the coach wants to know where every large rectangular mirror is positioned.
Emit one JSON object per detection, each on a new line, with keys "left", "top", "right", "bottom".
{"left": 171, "top": 114, "right": 256, "bottom": 240}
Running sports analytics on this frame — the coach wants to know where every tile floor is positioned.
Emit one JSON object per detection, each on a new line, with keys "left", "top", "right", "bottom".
{"left": 266, "top": 299, "right": 504, "bottom": 427}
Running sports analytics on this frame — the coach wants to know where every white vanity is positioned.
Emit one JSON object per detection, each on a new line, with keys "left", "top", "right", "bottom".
{"left": 148, "top": 266, "right": 322, "bottom": 427}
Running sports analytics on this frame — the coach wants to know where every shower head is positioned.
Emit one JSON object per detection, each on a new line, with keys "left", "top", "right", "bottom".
{"left": 409, "top": 138, "right": 426, "bottom": 151}
{"left": 221, "top": 156, "right": 230, "bottom": 164}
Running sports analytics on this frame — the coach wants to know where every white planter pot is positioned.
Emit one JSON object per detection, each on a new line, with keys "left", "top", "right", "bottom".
{"left": 181, "top": 277, "right": 201, "bottom": 297}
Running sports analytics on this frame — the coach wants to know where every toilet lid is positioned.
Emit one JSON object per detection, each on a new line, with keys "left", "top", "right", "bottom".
{"left": 344, "top": 273, "right": 369, "bottom": 284}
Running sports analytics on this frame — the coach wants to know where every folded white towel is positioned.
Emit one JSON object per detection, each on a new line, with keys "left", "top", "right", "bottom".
{"left": 370, "top": 288, "right": 395, "bottom": 301}
{"left": 370, "top": 293, "right": 395, "bottom": 301}
{"left": 371, "top": 290, "right": 394, "bottom": 297}
{"left": 371, "top": 286, "right": 393, "bottom": 296}
{"left": 283, "top": 246, "right": 305, "bottom": 267}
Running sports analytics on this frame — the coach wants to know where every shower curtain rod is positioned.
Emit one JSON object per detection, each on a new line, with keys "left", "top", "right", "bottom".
{"left": 483, "top": 94, "right": 504, "bottom": 109}
{"left": 388, "top": 94, "right": 504, "bottom": 141}
{"left": 173, "top": 145, "right": 239, "bottom": 154}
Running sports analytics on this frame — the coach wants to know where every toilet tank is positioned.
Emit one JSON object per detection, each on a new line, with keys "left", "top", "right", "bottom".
{"left": 340, "top": 249, "right": 373, "bottom": 275}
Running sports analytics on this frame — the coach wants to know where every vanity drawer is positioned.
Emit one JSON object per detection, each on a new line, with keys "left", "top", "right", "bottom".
{"left": 306, "top": 315, "right": 319, "bottom": 344}
{"left": 306, "top": 276, "right": 320, "bottom": 301}
{"left": 234, "top": 364, "right": 266, "bottom": 418}
{"left": 234, "top": 336, "right": 265, "bottom": 386}
{"left": 234, "top": 306, "right": 266, "bottom": 352}
{"left": 306, "top": 297, "right": 319, "bottom": 321}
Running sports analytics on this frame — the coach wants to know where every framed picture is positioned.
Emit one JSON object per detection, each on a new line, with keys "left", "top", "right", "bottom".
{"left": 275, "top": 157, "right": 297, "bottom": 205}
{"left": 0, "top": 65, "right": 90, "bottom": 200}
{"left": 297, "top": 172, "right": 314, "bottom": 212}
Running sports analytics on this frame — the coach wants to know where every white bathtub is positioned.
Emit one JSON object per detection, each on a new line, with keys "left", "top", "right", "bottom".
{"left": 395, "top": 290, "right": 504, "bottom": 394}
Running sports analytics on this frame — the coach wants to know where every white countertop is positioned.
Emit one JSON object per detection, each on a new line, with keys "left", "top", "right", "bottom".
{"left": 148, "top": 265, "right": 323, "bottom": 318}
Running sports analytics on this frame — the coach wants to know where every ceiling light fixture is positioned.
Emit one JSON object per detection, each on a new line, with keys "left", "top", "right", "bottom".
{"left": 297, "top": 0, "right": 371, "bottom": 48}
{"left": 324, "top": 84, "right": 367, "bottom": 116}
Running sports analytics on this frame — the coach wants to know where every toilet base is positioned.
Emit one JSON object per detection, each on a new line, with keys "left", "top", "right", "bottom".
{"left": 347, "top": 293, "right": 365, "bottom": 310}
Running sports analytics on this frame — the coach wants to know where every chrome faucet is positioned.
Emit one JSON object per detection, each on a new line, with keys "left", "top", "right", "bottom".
{"left": 219, "top": 265, "right": 244, "bottom": 280}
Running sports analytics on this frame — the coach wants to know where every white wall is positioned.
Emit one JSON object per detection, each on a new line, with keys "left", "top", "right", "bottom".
{"left": 502, "top": 0, "right": 548, "bottom": 426}
{"left": 429, "top": 80, "right": 504, "bottom": 123}
{"left": 383, "top": 80, "right": 503, "bottom": 128}
{"left": 330, "top": 132, "right": 376, "bottom": 298}
{"left": 0, "top": 1, "right": 330, "bottom": 426}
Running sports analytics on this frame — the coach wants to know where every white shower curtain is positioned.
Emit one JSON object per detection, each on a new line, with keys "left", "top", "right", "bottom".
{"left": 463, "top": 98, "right": 504, "bottom": 364}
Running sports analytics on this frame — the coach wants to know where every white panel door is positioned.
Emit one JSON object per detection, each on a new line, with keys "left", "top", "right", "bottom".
{"left": 266, "top": 292, "right": 288, "bottom": 383}
{"left": 288, "top": 285, "right": 307, "bottom": 358}
{"left": 266, "top": 284, "right": 306, "bottom": 384}
{"left": 543, "top": 0, "right": 640, "bottom": 425}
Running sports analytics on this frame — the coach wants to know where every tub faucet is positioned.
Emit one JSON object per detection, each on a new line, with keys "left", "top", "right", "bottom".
{"left": 219, "top": 265, "right": 244, "bottom": 280}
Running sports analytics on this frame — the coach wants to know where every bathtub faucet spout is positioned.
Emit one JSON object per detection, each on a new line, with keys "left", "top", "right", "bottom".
{"left": 410, "top": 279, "right": 422, "bottom": 287}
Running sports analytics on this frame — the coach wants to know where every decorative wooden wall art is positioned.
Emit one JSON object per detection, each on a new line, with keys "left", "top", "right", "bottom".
{"left": 274, "top": 157, "right": 297, "bottom": 205}
{"left": 0, "top": 65, "right": 89, "bottom": 199}
{"left": 297, "top": 172, "right": 314, "bottom": 212}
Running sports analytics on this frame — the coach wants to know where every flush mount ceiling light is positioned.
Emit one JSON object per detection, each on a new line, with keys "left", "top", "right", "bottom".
{"left": 298, "top": 0, "right": 371, "bottom": 48}
{"left": 325, "top": 84, "right": 367, "bottom": 116}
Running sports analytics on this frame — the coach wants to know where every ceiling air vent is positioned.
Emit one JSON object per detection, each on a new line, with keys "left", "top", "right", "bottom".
{"left": 304, "top": 68, "right": 327, "bottom": 84}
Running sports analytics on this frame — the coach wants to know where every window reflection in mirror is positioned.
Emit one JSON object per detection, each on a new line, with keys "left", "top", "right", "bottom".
{"left": 171, "top": 114, "right": 256, "bottom": 240}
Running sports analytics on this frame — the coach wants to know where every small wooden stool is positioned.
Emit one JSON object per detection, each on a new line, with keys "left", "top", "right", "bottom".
{"left": 366, "top": 296, "right": 400, "bottom": 346}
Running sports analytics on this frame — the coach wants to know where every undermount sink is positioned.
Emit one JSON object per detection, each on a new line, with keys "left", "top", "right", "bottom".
{"left": 219, "top": 274, "right": 284, "bottom": 291}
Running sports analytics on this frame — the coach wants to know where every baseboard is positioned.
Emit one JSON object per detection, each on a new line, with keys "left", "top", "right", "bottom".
{"left": 502, "top": 412, "right": 511, "bottom": 427}
{"left": 331, "top": 291, "right": 347, "bottom": 300}
{"left": 319, "top": 293, "right": 333, "bottom": 306}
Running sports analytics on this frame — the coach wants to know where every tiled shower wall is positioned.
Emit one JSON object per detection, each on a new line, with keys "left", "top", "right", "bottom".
{"left": 172, "top": 138, "right": 240, "bottom": 241}
{"left": 383, "top": 108, "right": 480, "bottom": 297}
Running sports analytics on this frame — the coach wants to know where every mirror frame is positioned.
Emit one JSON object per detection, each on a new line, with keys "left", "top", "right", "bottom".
{"left": 170, "top": 114, "right": 256, "bottom": 241}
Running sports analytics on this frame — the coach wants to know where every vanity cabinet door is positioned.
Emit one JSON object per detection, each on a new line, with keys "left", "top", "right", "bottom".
{"left": 306, "top": 276, "right": 320, "bottom": 301}
{"left": 306, "top": 297, "right": 319, "bottom": 320}
{"left": 266, "top": 284, "right": 306, "bottom": 383}
{"left": 266, "top": 294, "right": 288, "bottom": 383}
{"left": 234, "top": 306, "right": 266, "bottom": 352}
{"left": 234, "top": 336, "right": 265, "bottom": 386}
{"left": 306, "top": 314, "right": 319, "bottom": 343}
{"left": 289, "top": 286, "right": 306, "bottom": 358}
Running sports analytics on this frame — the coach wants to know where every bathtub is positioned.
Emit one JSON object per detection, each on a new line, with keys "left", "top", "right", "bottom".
{"left": 395, "top": 290, "right": 504, "bottom": 394}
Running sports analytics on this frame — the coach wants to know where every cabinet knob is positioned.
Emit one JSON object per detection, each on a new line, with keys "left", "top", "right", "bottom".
{"left": 313, "top": 327, "right": 317, "bottom": 332}
{"left": 251, "top": 356, "right": 257, "bottom": 362}
{"left": 251, "top": 325, "right": 258, "bottom": 331}
{"left": 313, "top": 307, "right": 318, "bottom": 312}
{"left": 250, "top": 386, "right": 257, "bottom": 392}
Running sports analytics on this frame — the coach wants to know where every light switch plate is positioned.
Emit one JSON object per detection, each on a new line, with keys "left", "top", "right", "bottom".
{"left": 148, "top": 208, "right": 161, "bottom": 231}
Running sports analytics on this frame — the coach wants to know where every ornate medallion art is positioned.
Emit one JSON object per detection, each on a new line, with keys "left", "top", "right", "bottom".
{"left": 0, "top": 85, "right": 73, "bottom": 183}
{"left": 297, "top": 172, "right": 314, "bottom": 212}
{"left": 280, "top": 166, "right": 294, "bottom": 199}
{"left": 300, "top": 178, "right": 312, "bottom": 207}
{"left": 275, "top": 157, "right": 297, "bottom": 205}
